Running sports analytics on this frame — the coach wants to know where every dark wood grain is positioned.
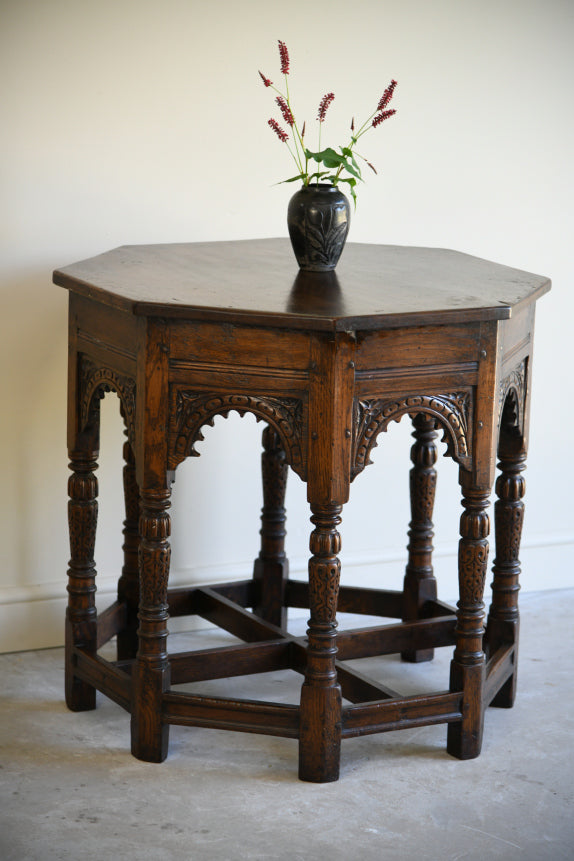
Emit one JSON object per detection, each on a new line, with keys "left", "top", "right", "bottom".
{"left": 58, "top": 240, "right": 549, "bottom": 781}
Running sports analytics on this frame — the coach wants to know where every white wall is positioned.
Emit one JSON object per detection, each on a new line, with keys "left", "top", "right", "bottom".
{"left": 1, "top": 0, "right": 572, "bottom": 652}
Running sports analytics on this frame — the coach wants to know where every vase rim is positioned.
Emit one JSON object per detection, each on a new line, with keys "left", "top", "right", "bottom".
{"left": 301, "top": 182, "right": 340, "bottom": 191}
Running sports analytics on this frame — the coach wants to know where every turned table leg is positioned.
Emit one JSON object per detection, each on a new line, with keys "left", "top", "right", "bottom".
{"left": 299, "top": 504, "right": 343, "bottom": 783}
{"left": 252, "top": 425, "right": 289, "bottom": 628}
{"left": 131, "top": 487, "right": 172, "bottom": 762}
{"left": 402, "top": 413, "right": 439, "bottom": 662}
{"left": 66, "top": 447, "right": 99, "bottom": 712}
{"left": 117, "top": 426, "right": 140, "bottom": 660}
{"left": 447, "top": 474, "right": 489, "bottom": 759}
{"left": 486, "top": 428, "right": 526, "bottom": 707}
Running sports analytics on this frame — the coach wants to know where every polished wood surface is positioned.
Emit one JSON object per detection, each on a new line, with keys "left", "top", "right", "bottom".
{"left": 57, "top": 240, "right": 549, "bottom": 782}
{"left": 54, "top": 239, "right": 550, "bottom": 329}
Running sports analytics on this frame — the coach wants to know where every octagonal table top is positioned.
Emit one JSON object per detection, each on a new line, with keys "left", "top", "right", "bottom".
{"left": 54, "top": 239, "right": 551, "bottom": 331}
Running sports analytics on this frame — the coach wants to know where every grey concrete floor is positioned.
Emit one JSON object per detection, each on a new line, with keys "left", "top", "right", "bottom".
{"left": 1, "top": 589, "right": 573, "bottom": 861}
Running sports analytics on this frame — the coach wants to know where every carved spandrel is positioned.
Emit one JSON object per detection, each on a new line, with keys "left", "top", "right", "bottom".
{"left": 352, "top": 391, "right": 472, "bottom": 479}
{"left": 497, "top": 358, "right": 527, "bottom": 439}
{"left": 170, "top": 389, "right": 306, "bottom": 480}
{"left": 79, "top": 354, "right": 136, "bottom": 449}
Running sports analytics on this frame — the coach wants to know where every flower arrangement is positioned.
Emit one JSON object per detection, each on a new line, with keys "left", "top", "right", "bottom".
{"left": 260, "top": 40, "right": 397, "bottom": 206}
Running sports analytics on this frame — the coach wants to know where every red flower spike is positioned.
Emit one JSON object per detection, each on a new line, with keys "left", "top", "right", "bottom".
{"left": 372, "top": 108, "right": 396, "bottom": 128}
{"left": 275, "top": 95, "right": 295, "bottom": 126}
{"left": 278, "top": 40, "right": 290, "bottom": 75}
{"left": 351, "top": 117, "right": 355, "bottom": 132}
{"left": 259, "top": 70, "right": 273, "bottom": 87}
{"left": 301, "top": 121, "right": 306, "bottom": 139}
{"left": 317, "top": 92, "right": 335, "bottom": 122}
{"left": 377, "top": 79, "right": 397, "bottom": 112}
{"left": 268, "top": 118, "right": 289, "bottom": 142}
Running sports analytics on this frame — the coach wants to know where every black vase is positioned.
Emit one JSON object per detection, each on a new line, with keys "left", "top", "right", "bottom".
{"left": 287, "top": 184, "right": 350, "bottom": 272}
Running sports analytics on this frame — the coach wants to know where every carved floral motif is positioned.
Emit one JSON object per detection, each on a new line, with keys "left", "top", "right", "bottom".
{"left": 68, "top": 501, "right": 98, "bottom": 566}
{"left": 494, "top": 503, "right": 524, "bottom": 564}
{"left": 458, "top": 541, "right": 489, "bottom": 606}
{"left": 308, "top": 507, "right": 342, "bottom": 628}
{"left": 308, "top": 561, "right": 341, "bottom": 625}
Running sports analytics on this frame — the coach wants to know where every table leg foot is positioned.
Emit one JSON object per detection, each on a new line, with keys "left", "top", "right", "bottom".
{"left": 130, "top": 662, "right": 170, "bottom": 763}
{"left": 299, "top": 684, "right": 342, "bottom": 782}
{"left": 65, "top": 618, "right": 96, "bottom": 712}
{"left": 447, "top": 660, "right": 485, "bottom": 759}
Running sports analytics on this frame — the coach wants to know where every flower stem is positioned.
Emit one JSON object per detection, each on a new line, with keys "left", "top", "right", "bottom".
{"left": 273, "top": 77, "right": 306, "bottom": 178}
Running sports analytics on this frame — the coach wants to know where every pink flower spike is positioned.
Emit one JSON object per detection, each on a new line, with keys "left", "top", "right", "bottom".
{"left": 317, "top": 92, "right": 335, "bottom": 122}
{"left": 278, "top": 40, "right": 290, "bottom": 74}
{"left": 377, "top": 79, "right": 397, "bottom": 112}
{"left": 259, "top": 70, "right": 273, "bottom": 87}
{"left": 268, "top": 118, "right": 289, "bottom": 142}
{"left": 372, "top": 108, "right": 396, "bottom": 128}
{"left": 276, "top": 95, "right": 295, "bottom": 126}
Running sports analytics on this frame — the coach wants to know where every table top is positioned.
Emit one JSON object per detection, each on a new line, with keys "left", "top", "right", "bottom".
{"left": 54, "top": 239, "right": 551, "bottom": 331}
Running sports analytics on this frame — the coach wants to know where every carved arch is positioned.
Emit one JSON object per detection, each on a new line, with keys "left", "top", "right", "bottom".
{"left": 498, "top": 359, "right": 527, "bottom": 441}
{"left": 497, "top": 359, "right": 528, "bottom": 458}
{"left": 79, "top": 354, "right": 136, "bottom": 448}
{"left": 169, "top": 389, "right": 307, "bottom": 480}
{"left": 352, "top": 391, "right": 472, "bottom": 479}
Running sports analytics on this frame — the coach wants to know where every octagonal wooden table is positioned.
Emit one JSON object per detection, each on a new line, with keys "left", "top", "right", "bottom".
{"left": 54, "top": 239, "right": 550, "bottom": 782}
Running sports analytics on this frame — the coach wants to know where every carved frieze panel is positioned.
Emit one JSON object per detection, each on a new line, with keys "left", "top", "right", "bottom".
{"left": 352, "top": 391, "right": 472, "bottom": 479}
{"left": 79, "top": 354, "right": 136, "bottom": 448}
{"left": 170, "top": 390, "right": 306, "bottom": 480}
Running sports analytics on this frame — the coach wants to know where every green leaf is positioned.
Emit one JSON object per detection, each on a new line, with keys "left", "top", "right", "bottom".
{"left": 304, "top": 147, "right": 363, "bottom": 182}
{"left": 337, "top": 157, "right": 361, "bottom": 181}
{"left": 349, "top": 153, "right": 361, "bottom": 174}
{"left": 277, "top": 173, "right": 307, "bottom": 184}
{"left": 339, "top": 147, "right": 361, "bottom": 174}
{"left": 337, "top": 176, "right": 358, "bottom": 209}
{"left": 323, "top": 149, "right": 347, "bottom": 169}
{"left": 305, "top": 147, "right": 344, "bottom": 168}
